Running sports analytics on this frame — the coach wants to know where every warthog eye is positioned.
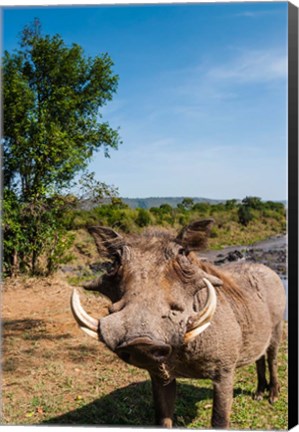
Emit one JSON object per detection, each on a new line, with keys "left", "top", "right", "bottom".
{"left": 178, "top": 247, "right": 186, "bottom": 256}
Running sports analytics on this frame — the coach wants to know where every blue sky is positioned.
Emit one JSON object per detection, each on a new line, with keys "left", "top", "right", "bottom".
{"left": 3, "top": 2, "right": 288, "bottom": 200}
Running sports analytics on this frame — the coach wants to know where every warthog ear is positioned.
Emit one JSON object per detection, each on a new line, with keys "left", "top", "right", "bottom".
{"left": 88, "top": 226, "right": 126, "bottom": 257}
{"left": 176, "top": 219, "right": 214, "bottom": 251}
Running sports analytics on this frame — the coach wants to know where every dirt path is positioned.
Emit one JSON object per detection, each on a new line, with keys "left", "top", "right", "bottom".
{"left": 2, "top": 276, "right": 148, "bottom": 424}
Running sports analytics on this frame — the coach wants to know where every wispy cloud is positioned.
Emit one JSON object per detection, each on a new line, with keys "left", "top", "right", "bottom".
{"left": 208, "top": 49, "right": 287, "bottom": 84}
{"left": 157, "top": 46, "right": 287, "bottom": 124}
{"left": 99, "top": 46, "right": 287, "bottom": 139}
{"left": 232, "top": 9, "right": 285, "bottom": 19}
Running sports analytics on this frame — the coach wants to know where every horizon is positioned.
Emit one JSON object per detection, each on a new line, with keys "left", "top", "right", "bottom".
{"left": 3, "top": 2, "right": 288, "bottom": 201}
{"left": 120, "top": 196, "right": 287, "bottom": 201}
{"left": 89, "top": 195, "right": 288, "bottom": 203}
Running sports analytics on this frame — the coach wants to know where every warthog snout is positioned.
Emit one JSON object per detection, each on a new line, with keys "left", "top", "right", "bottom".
{"left": 116, "top": 337, "right": 172, "bottom": 365}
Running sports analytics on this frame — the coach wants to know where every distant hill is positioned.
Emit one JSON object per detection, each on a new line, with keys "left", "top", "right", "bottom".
{"left": 78, "top": 197, "right": 287, "bottom": 211}
{"left": 121, "top": 197, "right": 223, "bottom": 209}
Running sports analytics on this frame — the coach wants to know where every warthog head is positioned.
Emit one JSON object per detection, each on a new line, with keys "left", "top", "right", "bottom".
{"left": 71, "top": 219, "right": 222, "bottom": 380}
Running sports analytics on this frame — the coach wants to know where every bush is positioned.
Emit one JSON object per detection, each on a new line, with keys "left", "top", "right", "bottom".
{"left": 135, "top": 209, "right": 152, "bottom": 228}
{"left": 238, "top": 205, "right": 253, "bottom": 226}
{"left": 3, "top": 192, "right": 76, "bottom": 276}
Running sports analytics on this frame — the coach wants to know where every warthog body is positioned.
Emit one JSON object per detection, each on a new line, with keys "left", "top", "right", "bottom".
{"left": 71, "top": 220, "right": 286, "bottom": 428}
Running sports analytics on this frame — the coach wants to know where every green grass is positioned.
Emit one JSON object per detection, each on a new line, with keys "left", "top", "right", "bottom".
{"left": 2, "top": 324, "right": 287, "bottom": 428}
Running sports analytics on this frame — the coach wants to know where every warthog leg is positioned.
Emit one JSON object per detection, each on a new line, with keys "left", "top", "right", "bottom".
{"left": 254, "top": 355, "right": 269, "bottom": 400}
{"left": 267, "top": 321, "right": 283, "bottom": 404}
{"left": 254, "top": 321, "right": 283, "bottom": 404}
{"left": 212, "top": 369, "right": 234, "bottom": 429}
{"left": 150, "top": 374, "right": 176, "bottom": 428}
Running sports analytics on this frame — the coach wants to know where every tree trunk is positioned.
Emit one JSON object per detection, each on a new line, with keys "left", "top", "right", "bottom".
{"left": 11, "top": 249, "right": 19, "bottom": 277}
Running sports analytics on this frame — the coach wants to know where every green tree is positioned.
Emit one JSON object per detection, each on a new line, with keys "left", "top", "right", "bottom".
{"left": 264, "top": 201, "right": 285, "bottom": 212}
{"left": 135, "top": 208, "right": 151, "bottom": 228}
{"left": 192, "top": 202, "right": 210, "bottom": 213}
{"left": 110, "top": 197, "right": 129, "bottom": 209}
{"left": 159, "top": 203, "right": 173, "bottom": 213}
{"left": 3, "top": 19, "right": 121, "bottom": 275}
{"left": 179, "top": 197, "right": 194, "bottom": 211}
{"left": 225, "top": 199, "right": 238, "bottom": 210}
{"left": 4, "top": 19, "right": 120, "bottom": 198}
{"left": 241, "top": 196, "right": 263, "bottom": 210}
{"left": 238, "top": 204, "right": 253, "bottom": 226}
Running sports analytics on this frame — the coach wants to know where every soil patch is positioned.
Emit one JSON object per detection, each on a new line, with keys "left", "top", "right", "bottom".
{"left": 2, "top": 275, "right": 148, "bottom": 425}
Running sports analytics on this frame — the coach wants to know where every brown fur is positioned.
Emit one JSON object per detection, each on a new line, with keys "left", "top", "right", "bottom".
{"left": 192, "top": 255, "right": 251, "bottom": 326}
{"left": 80, "top": 221, "right": 286, "bottom": 428}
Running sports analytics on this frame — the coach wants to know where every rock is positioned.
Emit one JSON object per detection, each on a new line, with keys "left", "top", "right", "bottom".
{"left": 209, "top": 236, "right": 286, "bottom": 278}
{"left": 60, "top": 265, "right": 77, "bottom": 274}
{"left": 59, "top": 265, "right": 92, "bottom": 277}
{"left": 227, "top": 250, "right": 243, "bottom": 262}
{"left": 215, "top": 250, "right": 243, "bottom": 265}
{"left": 89, "top": 261, "right": 112, "bottom": 274}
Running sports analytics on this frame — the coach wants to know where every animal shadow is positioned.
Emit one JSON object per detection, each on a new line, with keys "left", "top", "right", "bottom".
{"left": 43, "top": 381, "right": 252, "bottom": 427}
{"left": 43, "top": 381, "right": 209, "bottom": 426}
{"left": 2, "top": 319, "right": 72, "bottom": 341}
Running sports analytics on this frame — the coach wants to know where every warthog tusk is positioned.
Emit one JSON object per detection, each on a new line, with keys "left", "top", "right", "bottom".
{"left": 184, "top": 278, "right": 217, "bottom": 343}
{"left": 71, "top": 289, "right": 99, "bottom": 339}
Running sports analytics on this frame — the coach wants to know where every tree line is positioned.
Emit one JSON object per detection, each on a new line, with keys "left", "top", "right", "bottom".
{"left": 60, "top": 195, "right": 286, "bottom": 235}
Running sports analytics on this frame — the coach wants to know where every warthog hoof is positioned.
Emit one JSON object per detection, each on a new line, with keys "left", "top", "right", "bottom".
{"left": 269, "top": 384, "right": 280, "bottom": 404}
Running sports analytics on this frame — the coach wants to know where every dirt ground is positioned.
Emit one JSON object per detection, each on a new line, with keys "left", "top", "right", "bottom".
{"left": 2, "top": 274, "right": 149, "bottom": 425}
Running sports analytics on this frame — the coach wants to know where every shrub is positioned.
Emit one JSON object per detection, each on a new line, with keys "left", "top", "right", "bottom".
{"left": 135, "top": 209, "right": 152, "bottom": 228}
{"left": 238, "top": 205, "right": 253, "bottom": 226}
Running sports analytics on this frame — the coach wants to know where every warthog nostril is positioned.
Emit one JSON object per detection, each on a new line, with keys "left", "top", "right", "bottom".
{"left": 116, "top": 339, "right": 172, "bottom": 364}
{"left": 148, "top": 345, "right": 172, "bottom": 361}
{"left": 118, "top": 350, "right": 131, "bottom": 363}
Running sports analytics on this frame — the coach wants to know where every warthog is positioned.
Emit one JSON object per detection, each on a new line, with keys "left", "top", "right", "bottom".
{"left": 71, "top": 219, "right": 286, "bottom": 428}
